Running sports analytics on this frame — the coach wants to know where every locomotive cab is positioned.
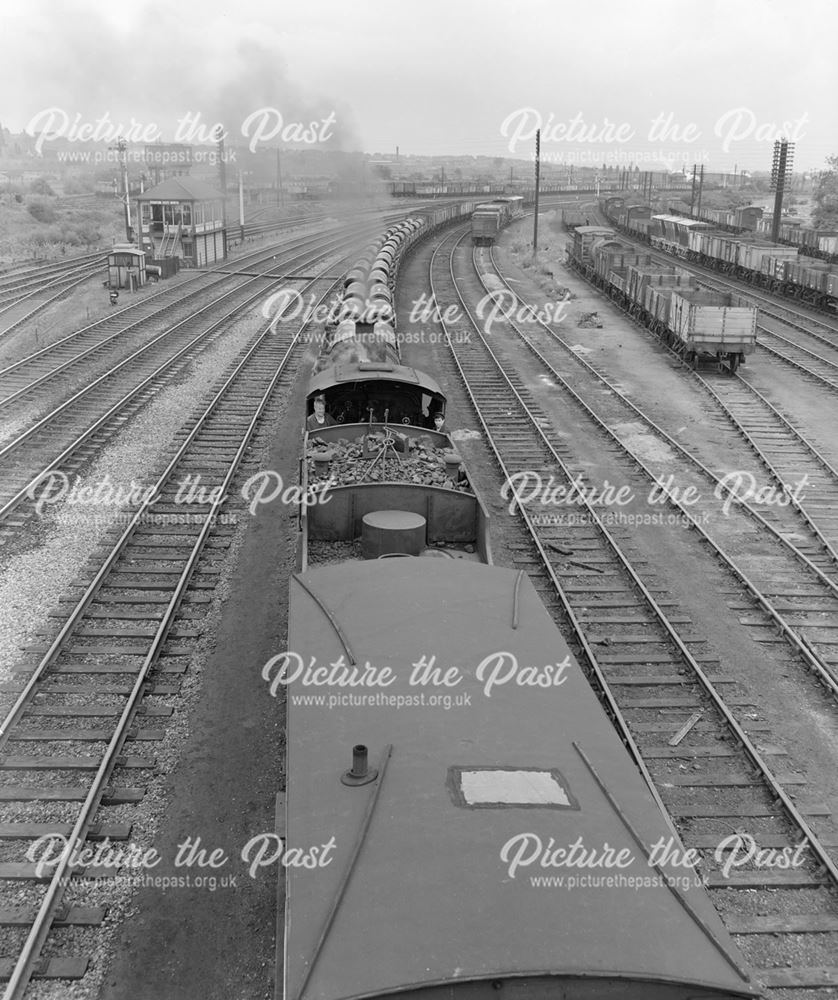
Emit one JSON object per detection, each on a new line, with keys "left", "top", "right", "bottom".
{"left": 305, "top": 362, "right": 445, "bottom": 429}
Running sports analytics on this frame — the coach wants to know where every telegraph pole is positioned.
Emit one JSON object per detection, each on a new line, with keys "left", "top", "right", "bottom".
{"left": 689, "top": 164, "right": 697, "bottom": 216}
{"left": 276, "top": 147, "right": 284, "bottom": 206}
{"left": 239, "top": 171, "right": 245, "bottom": 242}
{"left": 109, "top": 138, "right": 132, "bottom": 242}
{"left": 532, "top": 128, "right": 540, "bottom": 263}
{"left": 213, "top": 128, "right": 229, "bottom": 258}
{"left": 770, "top": 139, "right": 794, "bottom": 242}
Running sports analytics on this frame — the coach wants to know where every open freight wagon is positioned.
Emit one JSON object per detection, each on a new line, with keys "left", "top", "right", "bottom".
{"left": 664, "top": 290, "right": 757, "bottom": 372}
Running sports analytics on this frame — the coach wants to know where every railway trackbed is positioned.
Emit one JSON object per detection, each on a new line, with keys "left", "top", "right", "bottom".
{"left": 540, "top": 248, "right": 838, "bottom": 577}
{"left": 0, "top": 262, "right": 107, "bottom": 342}
{"left": 427, "top": 228, "right": 838, "bottom": 992}
{"left": 0, "top": 253, "right": 106, "bottom": 306}
{"left": 0, "top": 260, "right": 336, "bottom": 997}
{"left": 692, "top": 373, "right": 838, "bottom": 556}
{"left": 0, "top": 225, "right": 344, "bottom": 412}
{"left": 0, "top": 227, "right": 381, "bottom": 539}
{"left": 595, "top": 215, "right": 838, "bottom": 396}
{"left": 744, "top": 327, "right": 838, "bottom": 394}
{"left": 469, "top": 238, "right": 838, "bottom": 695}
{"left": 676, "top": 269, "right": 838, "bottom": 393}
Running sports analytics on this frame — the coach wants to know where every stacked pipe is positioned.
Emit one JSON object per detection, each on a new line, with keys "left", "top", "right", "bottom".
{"left": 326, "top": 218, "right": 426, "bottom": 333}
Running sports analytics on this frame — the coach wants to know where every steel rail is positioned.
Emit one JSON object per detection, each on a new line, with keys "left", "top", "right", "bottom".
{"left": 0, "top": 231, "right": 338, "bottom": 410}
{"left": 551, "top": 255, "right": 838, "bottom": 693}
{"left": 599, "top": 208, "right": 838, "bottom": 332}
{"left": 755, "top": 332, "right": 838, "bottom": 391}
{"left": 438, "top": 227, "right": 838, "bottom": 909}
{"left": 694, "top": 371, "right": 838, "bottom": 561}
{"left": 0, "top": 223, "right": 390, "bottom": 523}
{"left": 485, "top": 248, "right": 838, "bottom": 575}
{"left": 0, "top": 224, "right": 340, "bottom": 386}
{"left": 0, "top": 250, "right": 341, "bottom": 999}
{"left": 0, "top": 251, "right": 106, "bottom": 287}
{"left": 428, "top": 227, "right": 682, "bottom": 839}
{"left": 0, "top": 267, "right": 106, "bottom": 340}
{"left": 0, "top": 260, "right": 103, "bottom": 308}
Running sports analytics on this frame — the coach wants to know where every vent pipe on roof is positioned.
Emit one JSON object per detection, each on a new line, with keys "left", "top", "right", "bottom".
{"left": 341, "top": 744, "right": 378, "bottom": 786}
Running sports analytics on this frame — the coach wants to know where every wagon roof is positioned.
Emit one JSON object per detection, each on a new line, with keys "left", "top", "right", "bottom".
{"left": 283, "top": 559, "right": 755, "bottom": 1000}
{"left": 652, "top": 215, "right": 711, "bottom": 227}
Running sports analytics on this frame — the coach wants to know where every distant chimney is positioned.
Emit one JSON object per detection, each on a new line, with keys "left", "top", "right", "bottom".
{"left": 216, "top": 130, "right": 226, "bottom": 197}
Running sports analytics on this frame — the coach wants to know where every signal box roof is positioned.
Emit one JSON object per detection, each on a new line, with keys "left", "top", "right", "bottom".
{"left": 136, "top": 176, "right": 224, "bottom": 201}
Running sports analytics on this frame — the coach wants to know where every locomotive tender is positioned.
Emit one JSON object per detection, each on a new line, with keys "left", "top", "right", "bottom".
{"left": 277, "top": 205, "right": 757, "bottom": 1000}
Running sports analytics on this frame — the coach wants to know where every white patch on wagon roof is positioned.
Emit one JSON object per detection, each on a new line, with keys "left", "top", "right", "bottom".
{"left": 460, "top": 769, "right": 570, "bottom": 806}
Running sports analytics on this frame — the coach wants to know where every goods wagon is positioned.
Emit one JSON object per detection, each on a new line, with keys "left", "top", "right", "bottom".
{"left": 561, "top": 208, "right": 588, "bottom": 230}
{"left": 672, "top": 205, "right": 837, "bottom": 264}
{"left": 733, "top": 206, "right": 763, "bottom": 230}
{"left": 666, "top": 290, "right": 756, "bottom": 371}
{"left": 472, "top": 208, "right": 502, "bottom": 246}
{"left": 625, "top": 264, "right": 696, "bottom": 306}
{"left": 568, "top": 216, "right": 758, "bottom": 372}
{"left": 572, "top": 225, "right": 616, "bottom": 264}
{"left": 470, "top": 199, "right": 522, "bottom": 246}
{"left": 602, "top": 200, "right": 838, "bottom": 313}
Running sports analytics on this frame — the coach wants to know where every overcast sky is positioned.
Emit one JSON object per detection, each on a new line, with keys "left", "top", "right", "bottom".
{"left": 2, "top": 0, "right": 836, "bottom": 173}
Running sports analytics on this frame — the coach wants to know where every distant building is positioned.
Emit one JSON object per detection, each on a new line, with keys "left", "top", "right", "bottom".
{"left": 136, "top": 176, "right": 226, "bottom": 266}
{"left": 144, "top": 144, "right": 193, "bottom": 186}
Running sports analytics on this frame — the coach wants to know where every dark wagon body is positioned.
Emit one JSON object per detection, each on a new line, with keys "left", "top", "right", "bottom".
{"left": 281, "top": 560, "right": 756, "bottom": 1000}
{"left": 277, "top": 206, "right": 755, "bottom": 1000}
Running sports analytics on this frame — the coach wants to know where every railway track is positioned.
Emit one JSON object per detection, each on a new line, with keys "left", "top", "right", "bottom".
{"left": 472, "top": 241, "right": 838, "bottom": 695}
{"left": 556, "top": 247, "right": 838, "bottom": 577}
{"left": 0, "top": 211, "right": 359, "bottom": 345}
{"left": 750, "top": 328, "right": 838, "bottom": 393}
{"left": 0, "top": 227, "right": 345, "bottom": 414}
{"left": 669, "top": 268, "right": 838, "bottom": 394}
{"left": 593, "top": 212, "right": 838, "bottom": 396}
{"left": 0, "top": 263, "right": 107, "bottom": 342}
{"left": 0, "top": 250, "right": 341, "bottom": 997}
{"left": 0, "top": 253, "right": 106, "bottom": 300}
{"left": 554, "top": 228, "right": 838, "bottom": 583}
{"left": 0, "top": 225, "right": 388, "bottom": 539}
{"left": 0, "top": 205, "right": 447, "bottom": 413}
{"left": 427, "top": 226, "right": 838, "bottom": 993}
{"left": 695, "top": 373, "right": 838, "bottom": 556}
